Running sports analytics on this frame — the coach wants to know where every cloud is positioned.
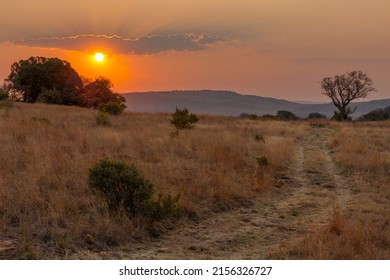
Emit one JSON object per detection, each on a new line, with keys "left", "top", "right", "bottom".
{"left": 11, "top": 33, "right": 225, "bottom": 55}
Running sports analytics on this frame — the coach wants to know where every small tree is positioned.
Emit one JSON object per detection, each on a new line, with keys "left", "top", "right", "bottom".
{"left": 170, "top": 107, "right": 199, "bottom": 129}
{"left": 321, "top": 70, "right": 376, "bottom": 121}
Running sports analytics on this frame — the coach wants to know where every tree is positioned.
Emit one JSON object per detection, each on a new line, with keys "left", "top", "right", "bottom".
{"left": 81, "top": 77, "right": 126, "bottom": 109}
{"left": 170, "top": 107, "right": 199, "bottom": 129}
{"left": 321, "top": 70, "right": 376, "bottom": 121}
{"left": 6, "top": 57, "right": 83, "bottom": 104}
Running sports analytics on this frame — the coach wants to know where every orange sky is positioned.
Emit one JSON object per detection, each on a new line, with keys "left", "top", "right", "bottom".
{"left": 1, "top": 0, "right": 389, "bottom": 101}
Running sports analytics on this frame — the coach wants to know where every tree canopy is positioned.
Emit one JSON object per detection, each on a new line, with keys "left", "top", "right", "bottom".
{"left": 321, "top": 70, "right": 376, "bottom": 121}
{"left": 81, "top": 77, "right": 126, "bottom": 108}
{"left": 5, "top": 56, "right": 126, "bottom": 111}
{"left": 7, "top": 57, "right": 83, "bottom": 104}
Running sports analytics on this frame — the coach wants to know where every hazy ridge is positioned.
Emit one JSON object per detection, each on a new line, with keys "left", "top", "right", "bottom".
{"left": 123, "top": 90, "right": 390, "bottom": 117}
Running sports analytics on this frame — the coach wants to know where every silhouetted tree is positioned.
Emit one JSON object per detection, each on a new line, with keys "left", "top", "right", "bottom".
{"left": 6, "top": 57, "right": 83, "bottom": 104}
{"left": 81, "top": 77, "right": 126, "bottom": 109}
{"left": 321, "top": 70, "right": 376, "bottom": 121}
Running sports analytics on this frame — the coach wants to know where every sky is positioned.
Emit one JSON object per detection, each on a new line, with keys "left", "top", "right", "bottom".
{"left": 0, "top": 0, "right": 389, "bottom": 102}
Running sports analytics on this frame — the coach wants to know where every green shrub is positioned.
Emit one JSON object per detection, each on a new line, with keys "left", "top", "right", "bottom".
{"left": 170, "top": 107, "right": 199, "bottom": 129}
{"left": 254, "top": 134, "right": 265, "bottom": 142}
{"left": 88, "top": 159, "right": 154, "bottom": 216}
{"left": 97, "top": 101, "right": 126, "bottom": 115}
{"left": 96, "top": 110, "right": 111, "bottom": 126}
{"left": 149, "top": 193, "right": 181, "bottom": 220}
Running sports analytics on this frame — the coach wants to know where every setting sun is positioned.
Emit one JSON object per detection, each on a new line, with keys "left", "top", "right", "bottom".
{"left": 94, "top": 52, "right": 105, "bottom": 62}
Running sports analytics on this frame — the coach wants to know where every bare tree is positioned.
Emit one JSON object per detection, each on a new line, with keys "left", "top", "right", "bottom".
{"left": 321, "top": 70, "right": 376, "bottom": 120}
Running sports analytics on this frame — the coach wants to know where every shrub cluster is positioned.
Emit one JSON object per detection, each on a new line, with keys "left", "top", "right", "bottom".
{"left": 97, "top": 101, "right": 126, "bottom": 115}
{"left": 88, "top": 159, "right": 154, "bottom": 216}
{"left": 88, "top": 159, "right": 179, "bottom": 219}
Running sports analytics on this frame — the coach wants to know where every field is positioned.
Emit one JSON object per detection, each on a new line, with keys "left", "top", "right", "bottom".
{"left": 0, "top": 102, "right": 389, "bottom": 259}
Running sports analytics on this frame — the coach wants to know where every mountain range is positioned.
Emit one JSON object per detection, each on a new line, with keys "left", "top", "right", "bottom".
{"left": 123, "top": 90, "right": 390, "bottom": 118}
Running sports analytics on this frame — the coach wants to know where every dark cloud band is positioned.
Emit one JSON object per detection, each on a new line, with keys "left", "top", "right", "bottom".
{"left": 13, "top": 33, "right": 225, "bottom": 55}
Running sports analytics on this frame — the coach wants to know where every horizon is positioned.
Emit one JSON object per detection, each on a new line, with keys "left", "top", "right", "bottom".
{"left": 1, "top": 0, "right": 389, "bottom": 102}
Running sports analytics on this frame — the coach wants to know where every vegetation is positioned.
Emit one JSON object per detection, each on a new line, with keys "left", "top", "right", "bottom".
{"left": 276, "top": 110, "right": 299, "bottom": 120}
{"left": 97, "top": 101, "right": 126, "bottom": 115}
{"left": 306, "top": 112, "right": 327, "bottom": 119}
{"left": 95, "top": 110, "right": 111, "bottom": 126}
{"left": 6, "top": 57, "right": 83, "bottom": 104}
{"left": 321, "top": 70, "right": 376, "bottom": 121}
{"left": 170, "top": 107, "right": 199, "bottom": 129}
{"left": 37, "top": 88, "right": 63, "bottom": 105}
{"left": 0, "top": 89, "right": 8, "bottom": 101}
{"left": 0, "top": 102, "right": 299, "bottom": 259}
{"left": 358, "top": 106, "right": 390, "bottom": 121}
{"left": 5, "top": 57, "right": 126, "bottom": 112}
{"left": 1, "top": 102, "right": 389, "bottom": 260}
{"left": 88, "top": 159, "right": 154, "bottom": 216}
{"left": 81, "top": 77, "right": 126, "bottom": 109}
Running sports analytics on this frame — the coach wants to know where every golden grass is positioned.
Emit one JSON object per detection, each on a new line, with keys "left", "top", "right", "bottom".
{"left": 277, "top": 121, "right": 390, "bottom": 259}
{"left": 0, "top": 103, "right": 302, "bottom": 259}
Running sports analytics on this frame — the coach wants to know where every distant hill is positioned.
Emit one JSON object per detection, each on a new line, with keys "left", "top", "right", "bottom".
{"left": 123, "top": 90, "right": 390, "bottom": 118}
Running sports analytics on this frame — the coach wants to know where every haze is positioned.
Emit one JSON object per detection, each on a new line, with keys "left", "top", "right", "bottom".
{"left": 1, "top": 0, "right": 389, "bottom": 101}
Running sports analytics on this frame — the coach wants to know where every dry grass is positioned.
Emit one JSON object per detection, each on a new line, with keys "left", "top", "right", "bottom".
{"left": 0, "top": 103, "right": 302, "bottom": 259}
{"left": 277, "top": 121, "right": 390, "bottom": 259}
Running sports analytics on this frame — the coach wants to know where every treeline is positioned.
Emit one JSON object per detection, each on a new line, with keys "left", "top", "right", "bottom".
{"left": 1, "top": 56, "right": 126, "bottom": 112}
{"left": 357, "top": 106, "right": 390, "bottom": 121}
{"left": 239, "top": 110, "right": 327, "bottom": 121}
{"left": 240, "top": 107, "right": 390, "bottom": 121}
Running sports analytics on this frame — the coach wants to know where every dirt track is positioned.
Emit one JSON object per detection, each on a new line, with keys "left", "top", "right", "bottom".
{"left": 73, "top": 126, "right": 353, "bottom": 259}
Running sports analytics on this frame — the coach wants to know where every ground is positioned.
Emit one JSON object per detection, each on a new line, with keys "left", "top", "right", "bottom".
{"left": 71, "top": 126, "right": 358, "bottom": 259}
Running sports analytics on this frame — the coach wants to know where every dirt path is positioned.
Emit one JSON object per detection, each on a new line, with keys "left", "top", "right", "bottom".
{"left": 74, "top": 126, "right": 353, "bottom": 259}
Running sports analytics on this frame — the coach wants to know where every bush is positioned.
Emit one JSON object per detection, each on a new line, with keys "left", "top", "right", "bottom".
{"left": 37, "top": 88, "right": 63, "bottom": 104}
{"left": 88, "top": 159, "right": 154, "bottom": 216}
{"left": 97, "top": 101, "right": 126, "bottom": 115}
{"left": 306, "top": 112, "right": 327, "bottom": 119}
{"left": 276, "top": 110, "right": 300, "bottom": 120}
{"left": 149, "top": 193, "right": 181, "bottom": 220}
{"left": 170, "top": 107, "right": 199, "bottom": 129}
{"left": 254, "top": 134, "right": 265, "bottom": 142}
{"left": 358, "top": 106, "right": 390, "bottom": 121}
{"left": 96, "top": 111, "right": 111, "bottom": 126}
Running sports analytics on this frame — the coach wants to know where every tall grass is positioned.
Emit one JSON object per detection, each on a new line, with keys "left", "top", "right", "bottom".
{"left": 0, "top": 103, "right": 301, "bottom": 259}
{"left": 277, "top": 121, "right": 390, "bottom": 259}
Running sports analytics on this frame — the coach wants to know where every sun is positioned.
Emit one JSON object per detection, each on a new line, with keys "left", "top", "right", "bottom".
{"left": 94, "top": 52, "right": 105, "bottom": 62}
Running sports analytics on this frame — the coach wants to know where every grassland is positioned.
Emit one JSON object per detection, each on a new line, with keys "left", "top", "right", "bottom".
{"left": 0, "top": 102, "right": 389, "bottom": 259}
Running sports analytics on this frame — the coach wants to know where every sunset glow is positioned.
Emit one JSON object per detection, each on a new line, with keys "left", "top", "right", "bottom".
{"left": 0, "top": 0, "right": 389, "bottom": 101}
{"left": 94, "top": 53, "right": 105, "bottom": 62}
